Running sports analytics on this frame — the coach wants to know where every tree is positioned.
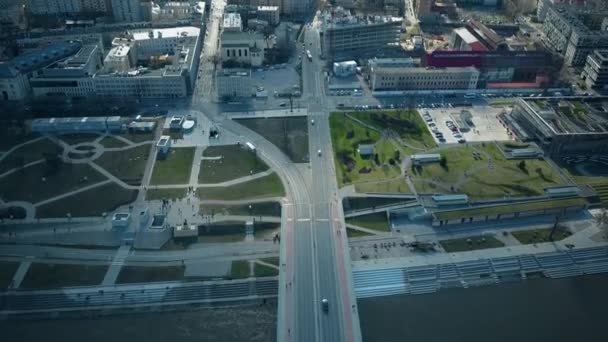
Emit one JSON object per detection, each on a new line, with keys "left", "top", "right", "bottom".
{"left": 518, "top": 160, "right": 527, "bottom": 172}
{"left": 373, "top": 153, "right": 380, "bottom": 166}
{"left": 394, "top": 149, "right": 401, "bottom": 162}
{"left": 594, "top": 209, "right": 608, "bottom": 239}
{"left": 439, "top": 155, "right": 447, "bottom": 168}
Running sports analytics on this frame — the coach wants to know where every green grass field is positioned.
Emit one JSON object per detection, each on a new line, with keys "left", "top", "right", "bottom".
{"left": 411, "top": 143, "right": 564, "bottom": 199}
{"left": 254, "top": 263, "right": 278, "bottom": 277}
{"left": 512, "top": 227, "right": 571, "bottom": 245}
{"left": 116, "top": 266, "right": 186, "bottom": 284}
{"left": 99, "top": 135, "right": 128, "bottom": 148}
{"left": 150, "top": 147, "right": 195, "bottom": 185}
{"left": 440, "top": 235, "right": 505, "bottom": 252}
{"left": 201, "top": 201, "right": 281, "bottom": 217}
{"left": 0, "top": 138, "right": 63, "bottom": 175}
{"left": 0, "top": 162, "right": 106, "bottom": 203}
{"left": 354, "top": 178, "right": 410, "bottom": 193}
{"left": 36, "top": 183, "right": 138, "bottom": 218}
{"left": 347, "top": 110, "right": 436, "bottom": 149}
{"left": 95, "top": 144, "right": 151, "bottom": 185}
{"left": 146, "top": 188, "right": 187, "bottom": 201}
{"left": 21, "top": 263, "right": 107, "bottom": 289}
{"left": 58, "top": 133, "right": 100, "bottom": 145}
{"left": 230, "top": 260, "right": 251, "bottom": 279}
{"left": 199, "top": 145, "right": 269, "bottom": 183}
{"left": 197, "top": 172, "right": 284, "bottom": 201}
{"left": 330, "top": 113, "right": 402, "bottom": 187}
{"left": 260, "top": 257, "right": 280, "bottom": 266}
{"left": 346, "top": 212, "right": 390, "bottom": 232}
{"left": 343, "top": 196, "right": 412, "bottom": 212}
{"left": 236, "top": 117, "right": 309, "bottom": 163}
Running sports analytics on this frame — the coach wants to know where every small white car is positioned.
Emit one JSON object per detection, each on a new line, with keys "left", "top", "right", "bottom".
{"left": 311, "top": 119, "right": 315, "bottom": 125}
{"left": 318, "top": 149, "right": 322, "bottom": 156}
{"left": 321, "top": 298, "right": 329, "bottom": 312}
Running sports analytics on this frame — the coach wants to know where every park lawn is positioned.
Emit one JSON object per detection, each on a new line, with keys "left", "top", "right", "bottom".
{"left": 58, "top": 133, "right": 100, "bottom": 145}
{"left": 116, "top": 265, "right": 186, "bottom": 284}
{"left": 0, "top": 138, "right": 63, "bottom": 175}
{"left": 411, "top": 143, "right": 564, "bottom": 199}
{"left": 0, "top": 261, "right": 20, "bottom": 289}
{"left": 197, "top": 172, "right": 284, "bottom": 201}
{"left": 512, "top": 227, "right": 571, "bottom": 245}
{"left": 346, "top": 212, "right": 390, "bottom": 232}
{"left": 330, "top": 113, "right": 401, "bottom": 187}
{"left": 0, "top": 125, "right": 34, "bottom": 152}
{"left": 95, "top": 144, "right": 151, "bottom": 185}
{"left": 99, "top": 135, "right": 129, "bottom": 148}
{"left": 20, "top": 263, "right": 107, "bottom": 289}
{"left": 230, "top": 260, "right": 251, "bottom": 279}
{"left": 199, "top": 145, "right": 269, "bottom": 183}
{"left": 440, "top": 235, "right": 505, "bottom": 253}
{"left": 254, "top": 263, "right": 278, "bottom": 277}
{"left": 354, "top": 178, "right": 410, "bottom": 193}
{"left": 347, "top": 110, "right": 436, "bottom": 149}
{"left": 146, "top": 188, "right": 187, "bottom": 201}
{"left": 236, "top": 116, "right": 309, "bottom": 163}
{"left": 260, "top": 257, "right": 280, "bottom": 266}
{"left": 0, "top": 162, "right": 106, "bottom": 204}
{"left": 150, "top": 147, "right": 195, "bottom": 185}
{"left": 346, "top": 228, "right": 374, "bottom": 238}
{"left": 343, "top": 196, "right": 412, "bottom": 212}
{"left": 201, "top": 201, "right": 281, "bottom": 217}
{"left": 36, "top": 183, "right": 138, "bottom": 218}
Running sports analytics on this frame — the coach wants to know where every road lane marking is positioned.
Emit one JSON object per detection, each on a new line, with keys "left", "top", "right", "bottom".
{"left": 296, "top": 218, "right": 311, "bottom": 222}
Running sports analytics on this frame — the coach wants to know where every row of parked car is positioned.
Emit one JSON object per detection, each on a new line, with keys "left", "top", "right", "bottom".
{"left": 423, "top": 111, "right": 466, "bottom": 144}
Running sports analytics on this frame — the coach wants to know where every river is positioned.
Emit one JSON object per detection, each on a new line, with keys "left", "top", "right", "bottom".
{"left": 358, "top": 274, "right": 608, "bottom": 342}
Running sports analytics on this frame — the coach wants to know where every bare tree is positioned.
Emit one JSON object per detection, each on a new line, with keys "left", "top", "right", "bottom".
{"left": 593, "top": 209, "right": 608, "bottom": 239}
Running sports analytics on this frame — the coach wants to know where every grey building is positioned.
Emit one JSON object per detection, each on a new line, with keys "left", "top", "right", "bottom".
{"left": 508, "top": 96, "right": 608, "bottom": 160}
{"left": 581, "top": 50, "right": 608, "bottom": 92}
{"left": 320, "top": 8, "right": 402, "bottom": 61}
{"left": 216, "top": 68, "right": 251, "bottom": 99}
{"left": 111, "top": 0, "right": 142, "bottom": 22}
{"left": 542, "top": 4, "right": 608, "bottom": 66}
{"left": 27, "top": 0, "right": 109, "bottom": 16}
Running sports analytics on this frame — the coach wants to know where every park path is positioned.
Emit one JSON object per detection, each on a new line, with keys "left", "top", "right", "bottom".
{"left": 0, "top": 136, "right": 46, "bottom": 163}
{"left": 254, "top": 259, "right": 280, "bottom": 270}
{"left": 34, "top": 180, "right": 113, "bottom": 207}
{"left": 101, "top": 245, "right": 132, "bottom": 286}
{"left": 9, "top": 260, "right": 32, "bottom": 289}
{"left": 197, "top": 197, "right": 283, "bottom": 206}
{"left": 188, "top": 146, "right": 205, "bottom": 187}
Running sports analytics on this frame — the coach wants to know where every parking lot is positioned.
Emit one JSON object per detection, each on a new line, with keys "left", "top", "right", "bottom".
{"left": 420, "top": 105, "right": 512, "bottom": 144}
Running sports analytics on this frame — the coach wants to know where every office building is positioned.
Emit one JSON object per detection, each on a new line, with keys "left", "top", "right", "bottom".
{"left": 424, "top": 50, "right": 556, "bottom": 88}
{"left": 30, "top": 44, "right": 102, "bottom": 97}
{"left": 581, "top": 50, "right": 608, "bottom": 92}
{"left": 257, "top": 6, "right": 279, "bottom": 25}
{"left": 282, "top": 0, "right": 314, "bottom": 15}
{"left": 0, "top": 41, "right": 82, "bottom": 101}
{"left": 111, "top": 0, "right": 142, "bottom": 22}
{"left": 320, "top": 7, "right": 402, "bottom": 60}
{"left": 508, "top": 96, "right": 608, "bottom": 160}
{"left": 542, "top": 4, "right": 608, "bottom": 66}
{"left": 221, "top": 31, "right": 266, "bottom": 67}
{"left": 26, "top": 0, "right": 109, "bottom": 16}
{"left": 369, "top": 65, "right": 479, "bottom": 91}
{"left": 216, "top": 68, "right": 251, "bottom": 99}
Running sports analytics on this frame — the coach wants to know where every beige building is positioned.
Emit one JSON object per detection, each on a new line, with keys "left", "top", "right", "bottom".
{"left": 221, "top": 31, "right": 266, "bottom": 67}
{"left": 369, "top": 66, "right": 479, "bottom": 91}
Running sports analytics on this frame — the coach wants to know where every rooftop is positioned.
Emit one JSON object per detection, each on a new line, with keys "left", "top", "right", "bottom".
{"left": 321, "top": 7, "right": 402, "bottom": 30}
{"left": 523, "top": 97, "right": 608, "bottom": 135}
{"left": 223, "top": 12, "right": 242, "bottom": 30}
{"left": 131, "top": 27, "right": 200, "bottom": 41}
{"left": 0, "top": 41, "right": 82, "bottom": 78}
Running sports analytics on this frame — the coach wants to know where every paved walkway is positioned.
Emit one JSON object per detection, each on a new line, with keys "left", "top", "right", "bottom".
{"left": 9, "top": 260, "right": 32, "bottom": 290}
{"left": 346, "top": 223, "right": 387, "bottom": 236}
{"left": 102, "top": 245, "right": 132, "bottom": 286}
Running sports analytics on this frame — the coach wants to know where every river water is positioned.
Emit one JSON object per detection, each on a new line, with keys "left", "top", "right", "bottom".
{"left": 358, "top": 274, "right": 608, "bottom": 342}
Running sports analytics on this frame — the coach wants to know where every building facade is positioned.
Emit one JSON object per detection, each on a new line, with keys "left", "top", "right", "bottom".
{"left": 581, "top": 50, "right": 608, "bottom": 92}
{"left": 320, "top": 8, "right": 402, "bottom": 60}
{"left": 111, "top": 0, "right": 142, "bottom": 22}
{"left": 27, "top": 0, "right": 109, "bottom": 15}
{"left": 221, "top": 31, "right": 266, "bottom": 67}
{"left": 542, "top": 4, "right": 608, "bottom": 66}
{"left": 369, "top": 65, "right": 479, "bottom": 91}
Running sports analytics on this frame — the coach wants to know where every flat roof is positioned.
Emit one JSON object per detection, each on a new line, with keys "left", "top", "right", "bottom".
{"left": 522, "top": 97, "right": 608, "bottom": 135}
{"left": 454, "top": 27, "right": 479, "bottom": 45}
{"left": 433, "top": 197, "right": 587, "bottom": 221}
{"left": 131, "top": 27, "right": 200, "bottom": 41}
